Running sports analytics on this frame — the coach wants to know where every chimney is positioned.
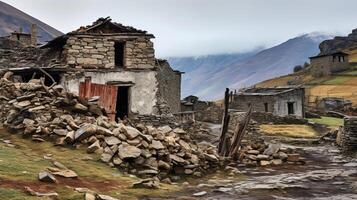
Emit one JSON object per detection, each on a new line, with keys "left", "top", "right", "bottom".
{"left": 30, "top": 24, "right": 38, "bottom": 46}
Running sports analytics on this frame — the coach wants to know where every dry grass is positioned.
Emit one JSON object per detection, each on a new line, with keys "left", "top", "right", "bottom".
{"left": 259, "top": 124, "right": 319, "bottom": 138}
{"left": 256, "top": 71, "right": 357, "bottom": 106}
{"left": 255, "top": 75, "right": 295, "bottom": 87}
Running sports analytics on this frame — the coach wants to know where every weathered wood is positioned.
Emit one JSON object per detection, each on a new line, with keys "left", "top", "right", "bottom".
{"left": 228, "top": 106, "right": 252, "bottom": 158}
{"left": 35, "top": 67, "right": 57, "bottom": 88}
{"left": 218, "top": 88, "right": 230, "bottom": 155}
{"left": 79, "top": 80, "right": 118, "bottom": 121}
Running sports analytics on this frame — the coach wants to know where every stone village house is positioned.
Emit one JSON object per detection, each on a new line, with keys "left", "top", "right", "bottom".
{"left": 230, "top": 87, "right": 305, "bottom": 118}
{"left": 6, "top": 24, "right": 38, "bottom": 47}
{"left": 2, "top": 17, "right": 182, "bottom": 121}
{"left": 310, "top": 50, "right": 357, "bottom": 77}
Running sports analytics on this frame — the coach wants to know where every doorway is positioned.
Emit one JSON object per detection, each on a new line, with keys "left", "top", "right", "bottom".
{"left": 287, "top": 102, "right": 295, "bottom": 115}
{"left": 115, "top": 86, "right": 129, "bottom": 120}
{"left": 264, "top": 103, "right": 269, "bottom": 112}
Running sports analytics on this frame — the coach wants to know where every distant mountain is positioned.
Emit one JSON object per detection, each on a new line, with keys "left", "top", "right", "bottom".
{"left": 168, "top": 33, "right": 331, "bottom": 100}
{"left": 0, "top": 1, "right": 62, "bottom": 42}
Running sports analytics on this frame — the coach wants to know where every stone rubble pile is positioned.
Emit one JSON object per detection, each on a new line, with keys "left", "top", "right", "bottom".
{"left": 238, "top": 142, "right": 304, "bottom": 167}
{"left": 0, "top": 71, "right": 222, "bottom": 181}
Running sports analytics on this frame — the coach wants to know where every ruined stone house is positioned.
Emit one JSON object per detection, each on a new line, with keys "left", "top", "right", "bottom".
{"left": 230, "top": 87, "right": 305, "bottom": 118}
{"left": 5, "top": 24, "right": 38, "bottom": 47}
{"left": 180, "top": 95, "right": 223, "bottom": 123}
{"left": 1, "top": 17, "right": 182, "bottom": 121}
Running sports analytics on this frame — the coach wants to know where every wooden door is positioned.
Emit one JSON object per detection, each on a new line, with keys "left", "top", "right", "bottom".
{"left": 79, "top": 78, "right": 118, "bottom": 121}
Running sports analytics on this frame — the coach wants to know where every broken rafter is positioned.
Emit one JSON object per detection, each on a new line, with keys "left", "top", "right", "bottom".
{"left": 35, "top": 66, "right": 57, "bottom": 89}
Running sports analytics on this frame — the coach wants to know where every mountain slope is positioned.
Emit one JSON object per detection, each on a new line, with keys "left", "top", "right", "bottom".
{"left": 0, "top": 1, "right": 62, "bottom": 42}
{"left": 168, "top": 52, "right": 258, "bottom": 98}
{"left": 168, "top": 33, "right": 331, "bottom": 100}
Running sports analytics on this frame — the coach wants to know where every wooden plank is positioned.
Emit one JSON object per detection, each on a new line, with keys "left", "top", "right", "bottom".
{"left": 78, "top": 81, "right": 118, "bottom": 121}
{"left": 218, "top": 88, "right": 230, "bottom": 156}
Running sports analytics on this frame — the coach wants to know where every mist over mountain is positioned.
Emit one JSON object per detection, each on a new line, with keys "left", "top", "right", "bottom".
{"left": 168, "top": 33, "right": 331, "bottom": 100}
{"left": 0, "top": 1, "right": 62, "bottom": 42}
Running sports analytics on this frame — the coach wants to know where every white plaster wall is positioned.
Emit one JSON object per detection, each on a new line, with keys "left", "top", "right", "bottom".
{"left": 62, "top": 71, "right": 158, "bottom": 115}
{"left": 273, "top": 91, "right": 304, "bottom": 118}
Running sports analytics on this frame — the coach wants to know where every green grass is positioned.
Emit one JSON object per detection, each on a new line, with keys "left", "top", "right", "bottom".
{"left": 343, "top": 71, "right": 357, "bottom": 75}
{"left": 322, "top": 76, "right": 351, "bottom": 85}
{"left": 0, "top": 129, "right": 178, "bottom": 199}
{"left": 0, "top": 188, "right": 39, "bottom": 200}
{"left": 307, "top": 116, "right": 344, "bottom": 127}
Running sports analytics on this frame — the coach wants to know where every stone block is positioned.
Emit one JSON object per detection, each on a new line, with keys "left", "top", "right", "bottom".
{"left": 71, "top": 45, "right": 81, "bottom": 50}
{"left": 76, "top": 58, "right": 98, "bottom": 65}
{"left": 105, "top": 63, "right": 115, "bottom": 68}
{"left": 92, "top": 54, "right": 105, "bottom": 59}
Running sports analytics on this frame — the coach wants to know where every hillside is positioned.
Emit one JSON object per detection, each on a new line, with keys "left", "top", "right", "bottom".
{"left": 0, "top": 1, "right": 62, "bottom": 42}
{"left": 256, "top": 66, "right": 357, "bottom": 106}
{"left": 168, "top": 33, "right": 331, "bottom": 100}
{"left": 0, "top": 128, "right": 177, "bottom": 199}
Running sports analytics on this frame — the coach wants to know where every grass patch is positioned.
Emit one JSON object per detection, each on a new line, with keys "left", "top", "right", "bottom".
{"left": 260, "top": 124, "right": 319, "bottom": 138}
{"left": 322, "top": 76, "right": 351, "bottom": 85}
{"left": 0, "top": 188, "right": 39, "bottom": 200}
{"left": 339, "top": 70, "right": 357, "bottom": 75}
{"left": 0, "top": 129, "right": 179, "bottom": 199}
{"left": 307, "top": 117, "right": 343, "bottom": 127}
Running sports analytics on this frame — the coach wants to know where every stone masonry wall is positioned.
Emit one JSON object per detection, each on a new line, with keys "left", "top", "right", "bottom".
{"left": 341, "top": 116, "right": 357, "bottom": 151}
{"left": 64, "top": 35, "right": 155, "bottom": 69}
{"left": 10, "top": 34, "right": 32, "bottom": 46}
{"left": 231, "top": 95, "right": 275, "bottom": 113}
{"left": 156, "top": 61, "right": 181, "bottom": 113}
{"left": 311, "top": 55, "right": 350, "bottom": 77}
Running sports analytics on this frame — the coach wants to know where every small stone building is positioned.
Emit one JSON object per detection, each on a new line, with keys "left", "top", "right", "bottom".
{"left": 6, "top": 24, "right": 38, "bottom": 47}
{"left": 230, "top": 87, "right": 305, "bottom": 118}
{"left": 180, "top": 95, "right": 223, "bottom": 123}
{"left": 3, "top": 17, "right": 182, "bottom": 121}
{"left": 310, "top": 51, "right": 350, "bottom": 77}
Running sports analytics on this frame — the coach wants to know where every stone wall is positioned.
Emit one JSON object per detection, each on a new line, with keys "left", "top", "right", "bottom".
{"left": 340, "top": 116, "right": 357, "bottom": 151}
{"left": 251, "top": 112, "right": 307, "bottom": 124}
{"left": 9, "top": 33, "right": 32, "bottom": 46}
{"left": 64, "top": 35, "right": 155, "bottom": 69}
{"left": 311, "top": 55, "right": 350, "bottom": 77}
{"left": 195, "top": 103, "right": 223, "bottom": 124}
{"left": 133, "top": 114, "right": 194, "bottom": 130}
{"left": 156, "top": 60, "right": 181, "bottom": 113}
{"left": 231, "top": 95, "right": 275, "bottom": 113}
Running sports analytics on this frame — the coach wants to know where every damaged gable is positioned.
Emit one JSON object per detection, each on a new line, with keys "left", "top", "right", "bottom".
{"left": 43, "top": 17, "right": 156, "bottom": 70}
{"left": 73, "top": 17, "right": 151, "bottom": 35}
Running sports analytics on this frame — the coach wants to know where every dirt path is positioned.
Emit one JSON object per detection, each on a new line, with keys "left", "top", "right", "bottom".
{"left": 169, "top": 144, "right": 357, "bottom": 200}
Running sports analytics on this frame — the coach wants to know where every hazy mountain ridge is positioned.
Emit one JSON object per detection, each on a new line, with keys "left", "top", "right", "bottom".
{"left": 168, "top": 33, "right": 331, "bottom": 100}
{"left": 0, "top": 1, "right": 62, "bottom": 42}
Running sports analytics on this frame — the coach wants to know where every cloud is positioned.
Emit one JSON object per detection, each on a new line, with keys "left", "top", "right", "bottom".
{"left": 3, "top": 0, "right": 357, "bottom": 57}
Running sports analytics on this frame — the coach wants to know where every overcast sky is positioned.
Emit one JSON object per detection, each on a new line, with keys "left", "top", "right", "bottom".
{"left": 3, "top": 0, "right": 357, "bottom": 57}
